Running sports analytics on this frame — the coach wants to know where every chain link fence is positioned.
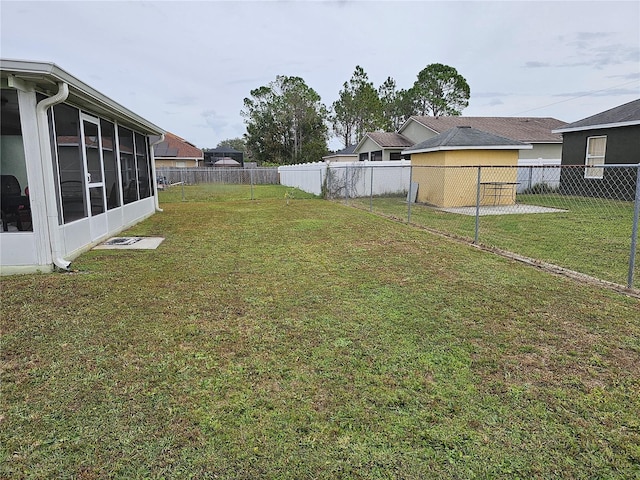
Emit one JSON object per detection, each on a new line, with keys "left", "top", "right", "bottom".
{"left": 330, "top": 163, "right": 640, "bottom": 289}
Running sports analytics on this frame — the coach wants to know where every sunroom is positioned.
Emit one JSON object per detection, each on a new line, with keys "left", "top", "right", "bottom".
{"left": 0, "top": 59, "right": 165, "bottom": 274}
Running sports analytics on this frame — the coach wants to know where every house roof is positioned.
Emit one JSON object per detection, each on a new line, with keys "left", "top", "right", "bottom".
{"left": 355, "top": 132, "right": 414, "bottom": 152}
{"left": 402, "top": 126, "right": 532, "bottom": 154}
{"left": 0, "top": 58, "right": 164, "bottom": 135}
{"left": 401, "top": 116, "right": 566, "bottom": 143}
{"left": 154, "top": 132, "right": 203, "bottom": 159}
{"left": 552, "top": 99, "right": 640, "bottom": 133}
{"left": 335, "top": 144, "right": 357, "bottom": 155}
{"left": 204, "top": 146, "right": 243, "bottom": 154}
{"left": 322, "top": 144, "right": 357, "bottom": 160}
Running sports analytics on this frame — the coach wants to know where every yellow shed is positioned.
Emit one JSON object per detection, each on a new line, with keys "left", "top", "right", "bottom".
{"left": 402, "top": 126, "right": 532, "bottom": 208}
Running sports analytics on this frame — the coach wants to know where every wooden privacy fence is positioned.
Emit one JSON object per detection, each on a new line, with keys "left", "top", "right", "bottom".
{"left": 156, "top": 167, "right": 280, "bottom": 185}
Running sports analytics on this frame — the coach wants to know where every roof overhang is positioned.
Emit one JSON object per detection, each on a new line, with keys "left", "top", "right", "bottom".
{"left": 1, "top": 58, "right": 165, "bottom": 135}
{"left": 402, "top": 144, "right": 533, "bottom": 155}
{"left": 553, "top": 120, "right": 640, "bottom": 134}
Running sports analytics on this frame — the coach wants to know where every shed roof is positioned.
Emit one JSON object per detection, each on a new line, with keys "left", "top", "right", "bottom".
{"left": 553, "top": 99, "right": 640, "bottom": 133}
{"left": 403, "top": 126, "right": 532, "bottom": 154}
{"left": 154, "top": 132, "right": 203, "bottom": 159}
{"left": 402, "top": 116, "right": 566, "bottom": 143}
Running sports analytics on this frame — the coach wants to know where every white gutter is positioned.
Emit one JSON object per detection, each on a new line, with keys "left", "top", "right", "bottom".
{"left": 36, "top": 82, "right": 71, "bottom": 270}
{"left": 149, "top": 133, "right": 165, "bottom": 212}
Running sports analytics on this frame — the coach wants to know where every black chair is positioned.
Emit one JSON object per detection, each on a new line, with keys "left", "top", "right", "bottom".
{"left": 0, "top": 175, "right": 31, "bottom": 231}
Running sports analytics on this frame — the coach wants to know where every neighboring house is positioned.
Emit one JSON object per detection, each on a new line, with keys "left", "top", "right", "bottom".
{"left": 203, "top": 146, "right": 244, "bottom": 167}
{"left": 322, "top": 144, "right": 358, "bottom": 163}
{"left": 0, "top": 59, "right": 165, "bottom": 274}
{"left": 399, "top": 116, "right": 567, "bottom": 162}
{"left": 553, "top": 98, "right": 640, "bottom": 200}
{"left": 154, "top": 132, "right": 203, "bottom": 168}
{"left": 354, "top": 132, "right": 413, "bottom": 162}
{"left": 402, "top": 126, "right": 531, "bottom": 207}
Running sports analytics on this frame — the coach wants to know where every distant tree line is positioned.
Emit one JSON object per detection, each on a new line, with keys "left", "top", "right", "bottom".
{"left": 233, "top": 63, "right": 470, "bottom": 165}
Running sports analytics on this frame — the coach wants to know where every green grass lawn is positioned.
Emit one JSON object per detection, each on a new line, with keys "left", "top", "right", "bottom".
{"left": 2, "top": 185, "right": 639, "bottom": 479}
{"left": 349, "top": 194, "right": 640, "bottom": 287}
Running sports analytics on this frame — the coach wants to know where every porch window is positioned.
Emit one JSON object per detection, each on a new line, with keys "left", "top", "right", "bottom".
{"left": 0, "top": 89, "right": 32, "bottom": 232}
{"left": 135, "top": 132, "right": 151, "bottom": 199}
{"left": 119, "top": 126, "right": 137, "bottom": 204}
{"left": 52, "top": 103, "right": 87, "bottom": 223}
{"left": 101, "top": 119, "right": 120, "bottom": 209}
{"left": 585, "top": 136, "right": 606, "bottom": 179}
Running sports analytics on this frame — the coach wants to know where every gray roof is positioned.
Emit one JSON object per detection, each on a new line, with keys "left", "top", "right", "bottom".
{"left": 402, "top": 116, "right": 566, "bottom": 143}
{"left": 403, "top": 126, "right": 532, "bottom": 154}
{"left": 365, "top": 132, "right": 414, "bottom": 148}
{"left": 335, "top": 144, "right": 357, "bottom": 155}
{"left": 553, "top": 99, "right": 640, "bottom": 133}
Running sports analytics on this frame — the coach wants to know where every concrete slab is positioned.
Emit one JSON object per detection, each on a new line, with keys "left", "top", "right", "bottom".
{"left": 93, "top": 237, "right": 165, "bottom": 250}
{"left": 439, "top": 204, "right": 566, "bottom": 216}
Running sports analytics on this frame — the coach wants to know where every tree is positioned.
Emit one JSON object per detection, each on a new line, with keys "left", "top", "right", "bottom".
{"left": 410, "top": 63, "right": 470, "bottom": 117}
{"left": 242, "top": 76, "right": 328, "bottom": 165}
{"left": 217, "top": 137, "right": 246, "bottom": 153}
{"left": 377, "top": 77, "right": 414, "bottom": 131}
{"left": 331, "top": 66, "right": 385, "bottom": 148}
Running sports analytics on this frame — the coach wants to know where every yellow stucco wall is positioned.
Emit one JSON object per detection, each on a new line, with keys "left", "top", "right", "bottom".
{"left": 411, "top": 149, "right": 519, "bottom": 207}
{"left": 154, "top": 159, "right": 198, "bottom": 168}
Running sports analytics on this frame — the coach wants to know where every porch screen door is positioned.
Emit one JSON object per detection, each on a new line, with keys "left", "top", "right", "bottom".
{"left": 80, "top": 114, "right": 108, "bottom": 239}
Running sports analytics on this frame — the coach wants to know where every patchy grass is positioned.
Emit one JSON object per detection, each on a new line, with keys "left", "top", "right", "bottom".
{"left": 2, "top": 185, "right": 639, "bottom": 479}
{"left": 349, "top": 195, "right": 639, "bottom": 286}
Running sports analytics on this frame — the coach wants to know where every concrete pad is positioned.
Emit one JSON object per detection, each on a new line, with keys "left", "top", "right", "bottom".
{"left": 93, "top": 237, "right": 165, "bottom": 250}
{"left": 439, "top": 204, "right": 566, "bottom": 216}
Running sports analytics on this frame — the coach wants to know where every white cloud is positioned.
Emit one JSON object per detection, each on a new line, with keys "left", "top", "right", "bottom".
{"left": 2, "top": 0, "right": 638, "bottom": 148}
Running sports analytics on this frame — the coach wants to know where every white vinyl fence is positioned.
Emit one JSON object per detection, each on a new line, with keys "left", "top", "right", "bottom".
{"left": 517, "top": 159, "right": 562, "bottom": 193}
{"left": 278, "top": 160, "right": 412, "bottom": 198}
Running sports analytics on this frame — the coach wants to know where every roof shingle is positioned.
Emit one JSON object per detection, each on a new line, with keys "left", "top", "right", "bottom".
{"left": 366, "top": 132, "right": 414, "bottom": 148}
{"left": 405, "top": 116, "right": 566, "bottom": 143}
{"left": 554, "top": 99, "right": 640, "bottom": 132}
{"left": 404, "top": 126, "right": 531, "bottom": 153}
{"left": 154, "top": 132, "right": 203, "bottom": 159}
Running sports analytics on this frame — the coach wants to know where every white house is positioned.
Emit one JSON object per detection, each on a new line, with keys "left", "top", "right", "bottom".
{"left": 0, "top": 59, "right": 165, "bottom": 274}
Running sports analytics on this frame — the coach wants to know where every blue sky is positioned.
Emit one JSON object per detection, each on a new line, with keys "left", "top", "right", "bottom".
{"left": 2, "top": 1, "right": 638, "bottom": 150}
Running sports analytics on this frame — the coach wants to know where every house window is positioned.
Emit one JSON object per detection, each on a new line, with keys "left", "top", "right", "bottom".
{"left": 389, "top": 152, "right": 402, "bottom": 161}
{"left": 359, "top": 152, "right": 368, "bottom": 162}
{"left": 585, "top": 135, "right": 606, "bottom": 179}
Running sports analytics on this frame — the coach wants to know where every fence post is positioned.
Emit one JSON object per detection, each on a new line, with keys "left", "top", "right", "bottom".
{"left": 249, "top": 168, "right": 254, "bottom": 200}
{"left": 407, "top": 165, "right": 413, "bottom": 223}
{"left": 181, "top": 168, "right": 185, "bottom": 201}
{"left": 627, "top": 164, "right": 640, "bottom": 288}
{"left": 369, "top": 164, "right": 374, "bottom": 212}
{"left": 474, "top": 166, "right": 481, "bottom": 244}
{"left": 344, "top": 164, "right": 349, "bottom": 205}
